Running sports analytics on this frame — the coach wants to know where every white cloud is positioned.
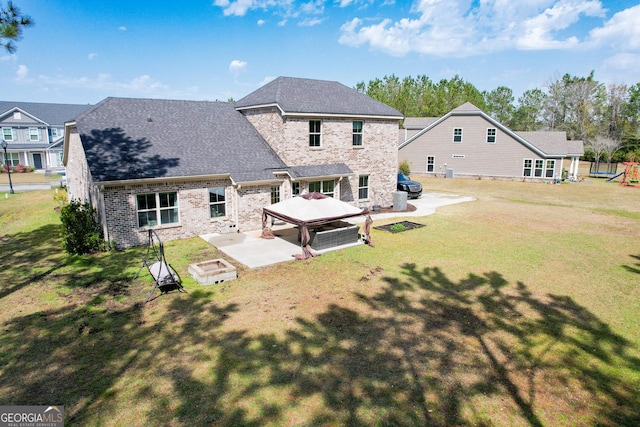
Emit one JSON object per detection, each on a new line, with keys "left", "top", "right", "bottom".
{"left": 299, "top": 17, "right": 323, "bottom": 26}
{"left": 88, "top": 53, "right": 98, "bottom": 60}
{"left": 338, "top": 0, "right": 609, "bottom": 57}
{"left": 16, "top": 64, "right": 28, "bottom": 80}
{"left": 586, "top": 4, "right": 640, "bottom": 50}
{"left": 257, "top": 19, "right": 266, "bottom": 25}
{"left": 301, "top": 0, "right": 324, "bottom": 15}
{"left": 214, "top": 0, "right": 294, "bottom": 17}
{"left": 229, "top": 59, "right": 248, "bottom": 75}
{"left": 118, "top": 26, "right": 127, "bottom": 31}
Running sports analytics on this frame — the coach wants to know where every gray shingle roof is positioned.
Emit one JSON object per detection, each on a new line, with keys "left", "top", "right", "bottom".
{"left": 403, "top": 117, "right": 439, "bottom": 128}
{"left": 515, "top": 131, "right": 585, "bottom": 156}
{"left": 0, "top": 101, "right": 91, "bottom": 125}
{"left": 75, "top": 98, "right": 287, "bottom": 183}
{"left": 235, "top": 77, "right": 403, "bottom": 118}
{"left": 289, "top": 163, "right": 353, "bottom": 179}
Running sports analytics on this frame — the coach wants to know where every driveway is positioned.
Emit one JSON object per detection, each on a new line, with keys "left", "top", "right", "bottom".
{"left": 200, "top": 192, "right": 475, "bottom": 269}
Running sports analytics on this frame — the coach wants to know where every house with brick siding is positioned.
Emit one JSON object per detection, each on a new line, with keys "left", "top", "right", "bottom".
{"left": 63, "top": 77, "right": 403, "bottom": 249}
{"left": 399, "top": 102, "right": 584, "bottom": 181}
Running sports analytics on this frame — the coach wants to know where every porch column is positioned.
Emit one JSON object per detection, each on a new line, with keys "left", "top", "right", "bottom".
{"left": 572, "top": 157, "right": 580, "bottom": 179}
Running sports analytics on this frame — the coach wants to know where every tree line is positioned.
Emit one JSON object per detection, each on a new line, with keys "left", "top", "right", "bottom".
{"left": 356, "top": 72, "right": 640, "bottom": 163}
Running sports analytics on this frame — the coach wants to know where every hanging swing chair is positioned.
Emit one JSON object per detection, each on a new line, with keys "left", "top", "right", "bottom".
{"left": 133, "top": 229, "right": 186, "bottom": 303}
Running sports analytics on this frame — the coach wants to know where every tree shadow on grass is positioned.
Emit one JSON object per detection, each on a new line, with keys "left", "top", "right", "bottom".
{"left": 0, "top": 223, "right": 67, "bottom": 299}
{"left": 623, "top": 254, "right": 640, "bottom": 275}
{"left": 1, "top": 261, "right": 639, "bottom": 426}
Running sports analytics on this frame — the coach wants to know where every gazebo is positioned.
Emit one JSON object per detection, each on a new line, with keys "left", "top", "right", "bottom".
{"left": 262, "top": 193, "right": 368, "bottom": 259}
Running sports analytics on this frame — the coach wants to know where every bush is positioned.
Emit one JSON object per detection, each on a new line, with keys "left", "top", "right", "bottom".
{"left": 398, "top": 159, "right": 411, "bottom": 175}
{"left": 59, "top": 200, "right": 105, "bottom": 254}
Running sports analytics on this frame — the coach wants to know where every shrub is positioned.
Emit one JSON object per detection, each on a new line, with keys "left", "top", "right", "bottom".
{"left": 390, "top": 223, "right": 407, "bottom": 232}
{"left": 399, "top": 159, "right": 411, "bottom": 175}
{"left": 59, "top": 199, "right": 105, "bottom": 254}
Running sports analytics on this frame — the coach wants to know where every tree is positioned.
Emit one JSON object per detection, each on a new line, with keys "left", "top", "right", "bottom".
{"left": 585, "top": 135, "right": 623, "bottom": 166}
{"left": 0, "top": 1, "right": 33, "bottom": 53}
{"left": 484, "top": 86, "right": 515, "bottom": 127}
{"left": 512, "top": 89, "right": 546, "bottom": 131}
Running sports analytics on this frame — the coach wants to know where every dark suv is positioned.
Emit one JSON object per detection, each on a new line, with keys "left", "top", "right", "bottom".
{"left": 397, "top": 172, "right": 422, "bottom": 199}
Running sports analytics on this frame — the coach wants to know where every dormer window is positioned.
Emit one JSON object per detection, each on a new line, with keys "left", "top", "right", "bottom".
{"left": 309, "top": 120, "right": 321, "bottom": 147}
{"left": 453, "top": 128, "right": 462, "bottom": 143}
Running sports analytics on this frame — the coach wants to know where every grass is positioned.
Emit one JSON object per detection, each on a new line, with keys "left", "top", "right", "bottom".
{"left": 0, "top": 170, "right": 64, "bottom": 184}
{"left": 1, "top": 173, "right": 639, "bottom": 426}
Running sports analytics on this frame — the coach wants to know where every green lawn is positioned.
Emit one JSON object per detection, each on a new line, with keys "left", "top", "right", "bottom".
{"left": 0, "top": 176, "right": 639, "bottom": 426}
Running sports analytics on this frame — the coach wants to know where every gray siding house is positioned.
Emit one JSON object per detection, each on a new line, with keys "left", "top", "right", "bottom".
{"left": 64, "top": 77, "right": 403, "bottom": 248}
{"left": 399, "top": 103, "right": 584, "bottom": 181}
{"left": 0, "top": 101, "right": 91, "bottom": 171}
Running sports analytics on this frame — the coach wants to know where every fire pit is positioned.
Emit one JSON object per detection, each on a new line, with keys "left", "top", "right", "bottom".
{"left": 188, "top": 258, "right": 237, "bottom": 285}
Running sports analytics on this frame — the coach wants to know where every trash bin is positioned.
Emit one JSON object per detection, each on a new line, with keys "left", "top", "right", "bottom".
{"left": 393, "top": 191, "right": 408, "bottom": 211}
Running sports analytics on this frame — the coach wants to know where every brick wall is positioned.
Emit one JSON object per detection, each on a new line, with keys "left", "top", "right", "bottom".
{"left": 99, "top": 180, "right": 277, "bottom": 249}
{"left": 242, "top": 108, "right": 399, "bottom": 208}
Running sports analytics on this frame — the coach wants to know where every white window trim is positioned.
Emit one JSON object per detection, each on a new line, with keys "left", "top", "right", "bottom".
{"left": 2, "top": 127, "right": 14, "bottom": 141}
{"left": 136, "top": 192, "right": 180, "bottom": 228}
{"left": 426, "top": 156, "right": 435, "bottom": 173}
{"left": 358, "top": 175, "right": 369, "bottom": 200}
{"left": 309, "top": 119, "right": 322, "bottom": 147}
{"left": 487, "top": 128, "right": 496, "bottom": 144}
{"left": 29, "top": 127, "right": 41, "bottom": 141}
{"left": 523, "top": 159, "right": 533, "bottom": 177}
{"left": 352, "top": 120, "right": 363, "bottom": 146}
{"left": 209, "top": 187, "right": 226, "bottom": 218}
{"left": 453, "top": 128, "right": 463, "bottom": 143}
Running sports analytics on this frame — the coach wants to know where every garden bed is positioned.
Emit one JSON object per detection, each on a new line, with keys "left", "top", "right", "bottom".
{"left": 374, "top": 220, "right": 425, "bottom": 233}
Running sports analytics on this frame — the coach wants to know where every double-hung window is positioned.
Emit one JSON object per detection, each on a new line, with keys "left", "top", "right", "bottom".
{"left": 309, "top": 120, "right": 321, "bottom": 147}
{"left": 309, "top": 179, "right": 334, "bottom": 197}
{"left": 453, "top": 128, "right": 462, "bottom": 143}
{"left": 29, "top": 127, "right": 40, "bottom": 141}
{"left": 523, "top": 159, "right": 533, "bottom": 177}
{"left": 545, "top": 160, "right": 556, "bottom": 178}
{"left": 136, "top": 192, "right": 179, "bottom": 227}
{"left": 209, "top": 187, "right": 226, "bottom": 218}
{"left": 291, "top": 182, "right": 300, "bottom": 196}
{"left": 2, "top": 127, "right": 14, "bottom": 141}
{"left": 534, "top": 159, "right": 544, "bottom": 177}
{"left": 358, "top": 175, "right": 369, "bottom": 199}
{"left": 352, "top": 121, "right": 363, "bottom": 146}
{"left": 271, "top": 185, "right": 281, "bottom": 204}
{"left": 487, "top": 128, "right": 496, "bottom": 143}
{"left": 427, "top": 156, "right": 435, "bottom": 173}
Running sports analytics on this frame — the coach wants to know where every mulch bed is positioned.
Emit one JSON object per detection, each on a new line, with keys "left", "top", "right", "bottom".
{"left": 368, "top": 203, "right": 417, "bottom": 215}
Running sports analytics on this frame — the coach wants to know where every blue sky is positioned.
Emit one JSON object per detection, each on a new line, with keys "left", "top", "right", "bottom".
{"left": 2, "top": 0, "right": 640, "bottom": 105}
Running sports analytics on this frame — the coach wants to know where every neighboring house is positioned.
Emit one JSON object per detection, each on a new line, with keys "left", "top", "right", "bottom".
{"left": 0, "top": 101, "right": 91, "bottom": 171}
{"left": 64, "top": 77, "right": 403, "bottom": 248}
{"left": 399, "top": 103, "right": 584, "bottom": 181}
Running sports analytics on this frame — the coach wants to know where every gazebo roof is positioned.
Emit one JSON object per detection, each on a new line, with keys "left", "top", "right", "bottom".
{"left": 263, "top": 193, "right": 364, "bottom": 227}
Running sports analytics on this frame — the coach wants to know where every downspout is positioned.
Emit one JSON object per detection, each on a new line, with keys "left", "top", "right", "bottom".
{"left": 98, "top": 186, "right": 109, "bottom": 246}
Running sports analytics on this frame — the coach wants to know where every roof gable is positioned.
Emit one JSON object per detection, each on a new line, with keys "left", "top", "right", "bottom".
{"left": 75, "top": 97, "right": 287, "bottom": 183}
{"left": 400, "top": 103, "right": 583, "bottom": 157}
{"left": 0, "top": 101, "right": 91, "bottom": 126}
{"left": 235, "top": 76, "right": 403, "bottom": 119}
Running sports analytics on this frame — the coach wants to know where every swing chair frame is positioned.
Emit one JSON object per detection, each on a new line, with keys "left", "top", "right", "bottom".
{"left": 133, "top": 229, "right": 186, "bottom": 303}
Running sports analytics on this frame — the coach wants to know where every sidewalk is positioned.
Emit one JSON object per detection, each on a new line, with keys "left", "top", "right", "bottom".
{"left": 200, "top": 192, "right": 475, "bottom": 269}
